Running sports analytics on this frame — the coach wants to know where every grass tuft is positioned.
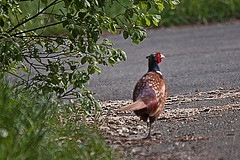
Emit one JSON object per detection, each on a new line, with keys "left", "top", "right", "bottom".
{"left": 160, "top": 0, "right": 240, "bottom": 26}
{"left": 0, "top": 74, "right": 114, "bottom": 160}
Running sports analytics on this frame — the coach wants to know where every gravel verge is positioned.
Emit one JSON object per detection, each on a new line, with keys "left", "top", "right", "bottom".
{"left": 83, "top": 87, "right": 240, "bottom": 159}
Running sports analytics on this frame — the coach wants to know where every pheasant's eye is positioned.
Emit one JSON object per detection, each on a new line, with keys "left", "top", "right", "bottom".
{"left": 155, "top": 52, "right": 161, "bottom": 58}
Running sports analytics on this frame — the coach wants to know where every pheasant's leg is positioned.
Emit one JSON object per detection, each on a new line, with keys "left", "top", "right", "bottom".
{"left": 144, "top": 121, "right": 152, "bottom": 139}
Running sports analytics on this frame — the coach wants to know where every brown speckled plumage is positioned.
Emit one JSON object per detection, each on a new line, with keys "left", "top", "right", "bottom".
{"left": 133, "top": 71, "right": 167, "bottom": 124}
{"left": 119, "top": 52, "right": 167, "bottom": 138}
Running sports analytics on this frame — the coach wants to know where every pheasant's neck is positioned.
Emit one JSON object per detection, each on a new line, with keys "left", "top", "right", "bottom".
{"left": 148, "top": 60, "right": 160, "bottom": 72}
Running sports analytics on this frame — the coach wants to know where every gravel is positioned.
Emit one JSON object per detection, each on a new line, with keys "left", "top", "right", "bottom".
{"left": 83, "top": 87, "right": 240, "bottom": 159}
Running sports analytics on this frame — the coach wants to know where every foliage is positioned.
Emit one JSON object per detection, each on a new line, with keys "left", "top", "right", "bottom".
{"left": 159, "top": 0, "right": 240, "bottom": 26}
{"left": 0, "top": 73, "right": 114, "bottom": 160}
{"left": 0, "top": 0, "right": 179, "bottom": 109}
{"left": 107, "top": 0, "right": 240, "bottom": 27}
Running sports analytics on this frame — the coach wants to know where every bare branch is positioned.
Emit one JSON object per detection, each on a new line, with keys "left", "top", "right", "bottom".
{"left": 8, "top": 71, "right": 27, "bottom": 83}
{"left": 24, "top": 57, "right": 41, "bottom": 74}
{"left": 7, "top": 0, "right": 61, "bottom": 33}
{"left": 15, "top": 35, "right": 68, "bottom": 39}
{"left": 39, "top": 1, "right": 58, "bottom": 36}
{"left": 61, "top": 87, "right": 75, "bottom": 98}
{"left": 11, "top": 21, "right": 65, "bottom": 36}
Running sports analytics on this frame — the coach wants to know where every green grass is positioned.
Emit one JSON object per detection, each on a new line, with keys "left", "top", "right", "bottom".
{"left": 0, "top": 74, "right": 114, "bottom": 160}
{"left": 17, "top": 0, "right": 68, "bottom": 35}
{"left": 106, "top": 0, "right": 240, "bottom": 26}
{"left": 160, "top": 0, "right": 240, "bottom": 26}
{"left": 16, "top": 0, "right": 240, "bottom": 36}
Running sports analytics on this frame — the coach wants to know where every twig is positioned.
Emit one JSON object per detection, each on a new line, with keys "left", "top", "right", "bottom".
{"left": 15, "top": 35, "right": 67, "bottom": 39}
{"left": 39, "top": 1, "right": 58, "bottom": 36}
{"left": 116, "top": 0, "right": 128, "bottom": 10}
{"left": 24, "top": 57, "right": 41, "bottom": 74}
{"left": 7, "top": 0, "right": 61, "bottom": 33}
{"left": 61, "top": 87, "right": 75, "bottom": 98}
{"left": 8, "top": 71, "right": 27, "bottom": 82}
{"left": 11, "top": 21, "right": 65, "bottom": 36}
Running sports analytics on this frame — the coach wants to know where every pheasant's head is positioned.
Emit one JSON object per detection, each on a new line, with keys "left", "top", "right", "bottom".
{"left": 146, "top": 52, "right": 165, "bottom": 72}
{"left": 146, "top": 52, "right": 165, "bottom": 63}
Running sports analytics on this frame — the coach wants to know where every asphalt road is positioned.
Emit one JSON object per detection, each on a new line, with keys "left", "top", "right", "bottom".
{"left": 87, "top": 21, "right": 240, "bottom": 101}
{"left": 86, "top": 21, "right": 240, "bottom": 159}
{"left": 99, "top": 88, "right": 240, "bottom": 160}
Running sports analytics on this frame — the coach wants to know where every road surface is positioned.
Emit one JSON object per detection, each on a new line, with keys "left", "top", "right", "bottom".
{"left": 85, "top": 21, "right": 240, "bottom": 159}
{"left": 87, "top": 21, "right": 240, "bottom": 101}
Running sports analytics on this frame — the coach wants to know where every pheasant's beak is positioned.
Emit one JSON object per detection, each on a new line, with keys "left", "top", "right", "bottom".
{"left": 161, "top": 54, "right": 165, "bottom": 59}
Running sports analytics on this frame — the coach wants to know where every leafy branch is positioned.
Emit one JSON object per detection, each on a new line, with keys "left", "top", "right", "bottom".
{"left": 7, "top": 0, "right": 61, "bottom": 33}
{"left": 0, "top": 0, "right": 179, "bottom": 114}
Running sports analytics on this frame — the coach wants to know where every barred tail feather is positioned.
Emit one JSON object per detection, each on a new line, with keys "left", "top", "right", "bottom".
{"left": 119, "top": 99, "right": 147, "bottom": 111}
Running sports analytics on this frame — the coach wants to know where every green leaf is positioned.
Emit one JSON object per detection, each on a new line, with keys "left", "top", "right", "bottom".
{"left": 155, "top": 15, "right": 161, "bottom": 20}
{"left": 21, "top": 63, "right": 29, "bottom": 73}
{"left": 140, "top": 2, "right": 145, "bottom": 9}
{"left": 140, "top": 17, "right": 146, "bottom": 25}
{"left": 139, "top": 31, "right": 147, "bottom": 41}
{"left": 125, "top": 9, "right": 134, "bottom": 18}
{"left": 79, "top": 45, "right": 86, "bottom": 52}
{"left": 15, "top": 54, "right": 23, "bottom": 61}
{"left": 87, "top": 65, "right": 95, "bottom": 74}
{"left": 41, "top": 0, "right": 48, "bottom": 4}
{"left": 84, "top": 0, "right": 91, "bottom": 7}
{"left": 152, "top": 14, "right": 161, "bottom": 26}
{"left": 133, "top": 39, "right": 140, "bottom": 45}
{"left": 152, "top": 17, "right": 159, "bottom": 26}
{"left": 72, "top": 28, "right": 80, "bottom": 38}
{"left": 74, "top": 0, "right": 82, "bottom": 9}
{"left": 169, "top": 1, "right": 176, "bottom": 9}
{"left": 94, "top": 0, "right": 99, "bottom": 6}
{"left": 133, "top": 0, "right": 140, "bottom": 5}
{"left": 95, "top": 66, "right": 101, "bottom": 75}
{"left": 120, "top": 50, "right": 127, "bottom": 61}
{"left": 123, "top": 30, "right": 128, "bottom": 39}
{"left": 56, "top": 37, "right": 64, "bottom": 45}
{"left": 146, "top": 2, "right": 151, "bottom": 11}
{"left": 0, "top": 17, "right": 4, "bottom": 27}
{"left": 108, "top": 57, "right": 115, "bottom": 66}
{"left": 81, "top": 56, "right": 88, "bottom": 64}
{"left": 135, "top": 20, "right": 141, "bottom": 26}
{"left": 92, "top": 31, "right": 99, "bottom": 42}
{"left": 70, "top": 64, "right": 76, "bottom": 70}
{"left": 169, "top": 0, "right": 180, "bottom": 9}
{"left": 145, "top": 17, "right": 151, "bottom": 26}
{"left": 95, "top": 101, "right": 101, "bottom": 113}
{"left": 102, "top": 39, "right": 113, "bottom": 46}
{"left": 87, "top": 45, "right": 94, "bottom": 53}
{"left": 70, "top": 44, "right": 74, "bottom": 51}
{"left": 11, "top": 68, "right": 18, "bottom": 75}
{"left": 155, "top": 2, "right": 164, "bottom": 13}
{"left": 110, "top": 23, "right": 116, "bottom": 34}
{"left": 111, "top": 49, "right": 117, "bottom": 56}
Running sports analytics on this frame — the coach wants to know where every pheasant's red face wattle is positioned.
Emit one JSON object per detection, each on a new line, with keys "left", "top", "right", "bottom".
{"left": 155, "top": 52, "right": 162, "bottom": 63}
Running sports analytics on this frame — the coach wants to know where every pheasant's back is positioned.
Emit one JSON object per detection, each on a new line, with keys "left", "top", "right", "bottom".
{"left": 133, "top": 71, "right": 167, "bottom": 122}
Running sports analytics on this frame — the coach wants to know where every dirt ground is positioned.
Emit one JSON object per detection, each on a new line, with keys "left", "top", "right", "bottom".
{"left": 88, "top": 87, "right": 240, "bottom": 160}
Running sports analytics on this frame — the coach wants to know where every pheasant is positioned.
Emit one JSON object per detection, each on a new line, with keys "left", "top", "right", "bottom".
{"left": 119, "top": 52, "right": 167, "bottom": 138}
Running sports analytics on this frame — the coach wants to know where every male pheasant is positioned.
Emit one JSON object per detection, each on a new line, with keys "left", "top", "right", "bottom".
{"left": 119, "top": 52, "right": 167, "bottom": 138}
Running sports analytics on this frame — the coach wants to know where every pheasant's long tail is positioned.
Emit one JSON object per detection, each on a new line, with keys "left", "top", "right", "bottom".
{"left": 119, "top": 99, "right": 147, "bottom": 111}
